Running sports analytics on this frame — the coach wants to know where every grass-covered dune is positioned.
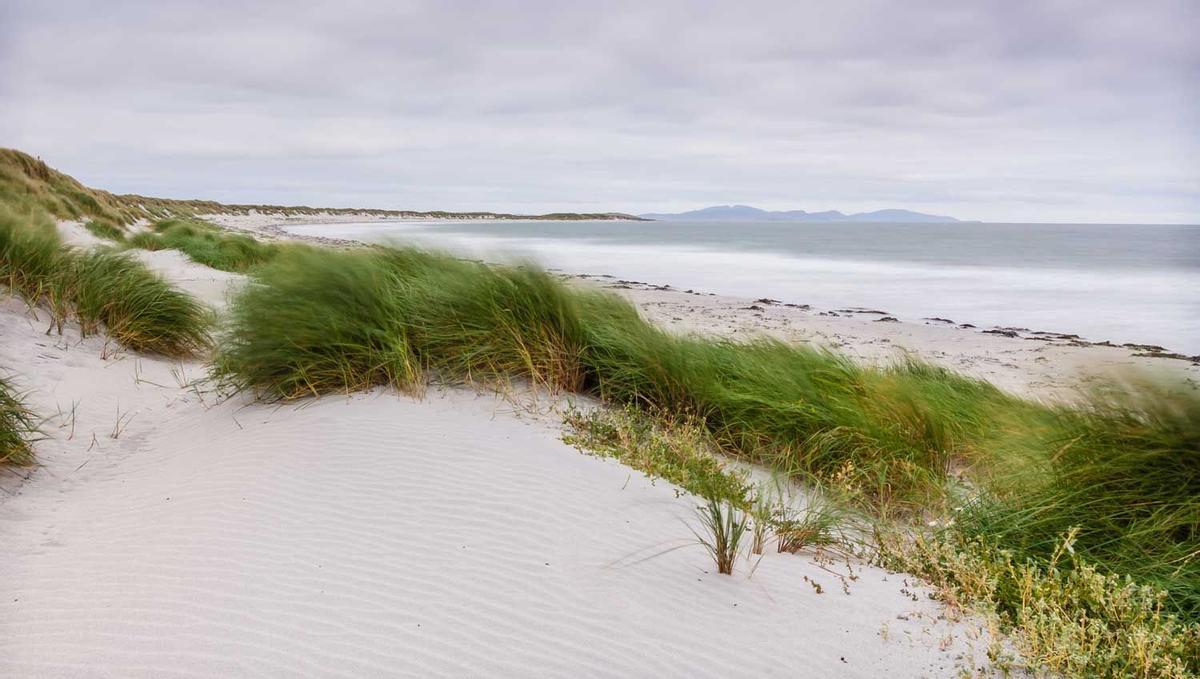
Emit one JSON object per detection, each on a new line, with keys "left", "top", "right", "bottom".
{"left": 214, "top": 245, "right": 1200, "bottom": 622}
{"left": 0, "top": 208, "right": 212, "bottom": 356}
{"left": 0, "top": 148, "right": 646, "bottom": 229}
{"left": 0, "top": 149, "right": 138, "bottom": 228}
{"left": 126, "top": 218, "right": 281, "bottom": 273}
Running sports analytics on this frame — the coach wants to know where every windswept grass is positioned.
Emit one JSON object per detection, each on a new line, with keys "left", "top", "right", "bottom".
{"left": 217, "top": 245, "right": 1018, "bottom": 513}
{"left": 958, "top": 380, "right": 1200, "bottom": 616}
{"left": 213, "top": 243, "right": 1200, "bottom": 675}
{"left": 83, "top": 219, "right": 126, "bottom": 242}
{"left": 70, "top": 249, "right": 214, "bottom": 355}
{"left": 0, "top": 149, "right": 134, "bottom": 226}
{"left": 0, "top": 374, "right": 37, "bottom": 466}
{"left": 215, "top": 247, "right": 610, "bottom": 397}
{"left": 0, "top": 207, "right": 212, "bottom": 356}
{"left": 126, "top": 219, "right": 279, "bottom": 272}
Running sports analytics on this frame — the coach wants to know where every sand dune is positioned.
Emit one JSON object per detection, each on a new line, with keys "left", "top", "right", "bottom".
{"left": 0, "top": 291, "right": 997, "bottom": 677}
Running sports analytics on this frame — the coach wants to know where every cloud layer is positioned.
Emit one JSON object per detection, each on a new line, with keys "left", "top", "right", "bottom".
{"left": 2, "top": 0, "right": 1197, "bottom": 222}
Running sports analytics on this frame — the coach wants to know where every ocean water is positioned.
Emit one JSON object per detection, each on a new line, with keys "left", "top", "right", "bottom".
{"left": 285, "top": 220, "right": 1200, "bottom": 354}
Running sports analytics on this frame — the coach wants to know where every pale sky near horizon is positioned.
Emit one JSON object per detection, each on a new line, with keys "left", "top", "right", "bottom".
{"left": 1, "top": 0, "right": 1197, "bottom": 223}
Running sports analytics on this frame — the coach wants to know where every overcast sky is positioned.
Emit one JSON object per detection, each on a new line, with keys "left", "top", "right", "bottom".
{"left": 2, "top": 1, "right": 1197, "bottom": 222}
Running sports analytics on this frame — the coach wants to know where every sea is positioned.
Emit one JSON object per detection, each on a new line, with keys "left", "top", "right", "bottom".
{"left": 285, "top": 220, "right": 1200, "bottom": 354}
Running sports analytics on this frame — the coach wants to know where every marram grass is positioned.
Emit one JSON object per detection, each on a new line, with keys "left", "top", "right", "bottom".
{"left": 69, "top": 249, "right": 213, "bottom": 356}
{"left": 213, "top": 244, "right": 1200, "bottom": 647}
{"left": 216, "top": 245, "right": 1019, "bottom": 513}
{"left": 0, "top": 207, "right": 212, "bottom": 356}
{"left": 126, "top": 219, "right": 280, "bottom": 272}
{"left": 0, "top": 373, "right": 37, "bottom": 466}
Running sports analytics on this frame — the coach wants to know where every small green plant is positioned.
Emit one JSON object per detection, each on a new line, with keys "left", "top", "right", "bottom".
{"left": 0, "top": 373, "right": 37, "bottom": 466}
{"left": 877, "top": 528, "right": 1200, "bottom": 678}
{"left": 692, "top": 497, "right": 749, "bottom": 575}
{"left": 749, "top": 483, "right": 778, "bottom": 555}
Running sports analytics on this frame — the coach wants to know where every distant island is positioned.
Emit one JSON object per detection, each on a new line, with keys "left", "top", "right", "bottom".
{"left": 640, "top": 204, "right": 962, "bottom": 223}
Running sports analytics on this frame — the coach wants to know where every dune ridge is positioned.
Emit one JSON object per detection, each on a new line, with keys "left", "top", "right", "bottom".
{"left": 0, "top": 293, "right": 994, "bottom": 677}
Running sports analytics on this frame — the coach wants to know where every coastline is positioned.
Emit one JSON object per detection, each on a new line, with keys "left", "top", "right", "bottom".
{"left": 0, "top": 219, "right": 1008, "bottom": 678}
{"left": 207, "top": 212, "right": 1200, "bottom": 401}
{"left": 1, "top": 215, "right": 1193, "bottom": 676}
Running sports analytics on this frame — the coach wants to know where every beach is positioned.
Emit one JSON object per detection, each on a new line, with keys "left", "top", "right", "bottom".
{"left": 0, "top": 220, "right": 1009, "bottom": 677}
{"left": 1, "top": 214, "right": 1195, "bottom": 677}
{"left": 211, "top": 212, "right": 1200, "bottom": 400}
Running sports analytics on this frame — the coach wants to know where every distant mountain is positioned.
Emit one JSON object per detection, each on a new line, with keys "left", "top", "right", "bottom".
{"left": 639, "top": 204, "right": 961, "bottom": 223}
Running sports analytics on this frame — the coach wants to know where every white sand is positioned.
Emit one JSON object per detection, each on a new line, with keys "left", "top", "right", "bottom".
{"left": 610, "top": 282, "right": 1199, "bottom": 400}
{"left": 0, "top": 304, "right": 998, "bottom": 677}
{"left": 0, "top": 222, "right": 1013, "bottom": 677}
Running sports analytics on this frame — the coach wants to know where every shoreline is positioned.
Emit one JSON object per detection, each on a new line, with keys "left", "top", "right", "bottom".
{"left": 208, "top": 212, "right": 1200, "bottom": 400}
{"left": 1, "top": 215, "right": 1191, "bottom": 677}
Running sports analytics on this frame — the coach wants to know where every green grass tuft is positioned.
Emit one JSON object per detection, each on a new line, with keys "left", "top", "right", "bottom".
{"left": 0, "top": 207, "right": 213, "bottom": 356}
{"left": 83, "top": 220, "right": 126, "bottom": 242}
{"left": 0, "top": 373, "right": 37, "bottom": 466}
{"left": 215, "top": 246, "right": 605, "bottom": 397}
{"left": 69, "top": 249, "right": 214, "bottom": 356}
{"left": 130, "top": 219, "right": 279, "bottom": 272}
{"left": 692, "top": 497, "right": 749, "bottom": 575}
{"left": 958, "top": 379, "right": 1200, "bottom": 616}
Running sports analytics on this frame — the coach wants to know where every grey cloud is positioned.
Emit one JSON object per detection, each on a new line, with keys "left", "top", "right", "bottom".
{"left": 1, "top": 0, "right": 1196, "bottom": 222}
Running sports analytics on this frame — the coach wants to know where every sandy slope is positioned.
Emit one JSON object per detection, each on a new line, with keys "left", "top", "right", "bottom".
{"left": 0, "top": 227, "right": 1005, "bottom": 677}
{"left": 0, "top": 303, "right": 997, "bottom": 678}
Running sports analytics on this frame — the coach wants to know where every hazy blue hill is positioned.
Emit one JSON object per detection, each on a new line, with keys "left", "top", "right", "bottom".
{"left": 639, "top": 205, "right": 960, "bottom": 223}
{"left": 849, "top": 209, "right": 960, "bottom": 223}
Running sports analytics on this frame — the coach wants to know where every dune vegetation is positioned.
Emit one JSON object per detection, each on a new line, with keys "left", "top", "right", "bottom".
{"left": 1, "top": 146, "right": 1196, "bottom": 674}
{"left": 0, "top": 208, "right": 212, "bottom": 356}
{"left": 0, "top": 148, "right": 642, "bottom": 226}
{"left": 0, "top": 373, "right": 37, "bottom": 466}
{"left": 125, "top": 219, "right": 281, "bottom": 272}
{"left": 213, "top": 243, "right": 1199, "bottom": 677}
